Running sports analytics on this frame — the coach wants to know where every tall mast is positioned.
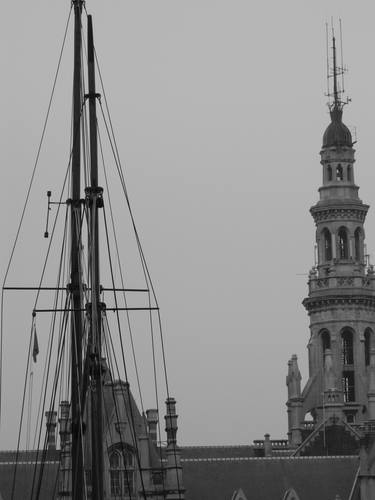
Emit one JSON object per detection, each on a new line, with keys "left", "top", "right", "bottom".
{"left": 70, "top": 1, "right": 84, "bottom": 498}
{"left": 86, "top": 14, "right": 105, "bottom": 499}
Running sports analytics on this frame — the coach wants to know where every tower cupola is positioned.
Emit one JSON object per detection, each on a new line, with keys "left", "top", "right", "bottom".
{"left": 322, "top": 107, "right": 352, "bottom": 149}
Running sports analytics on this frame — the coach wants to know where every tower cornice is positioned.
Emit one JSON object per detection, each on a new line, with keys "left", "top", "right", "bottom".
{"left": 303, "top": 294, "right": 375, "bottom": 314}
{"left": 310, "top": 202, "right": 368, "bottom": 224}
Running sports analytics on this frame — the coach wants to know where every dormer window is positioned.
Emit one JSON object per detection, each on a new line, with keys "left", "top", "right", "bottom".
{"left": 109, "top": 447, "right": 135, "bottom": 498}
{"left": 336, "top": 164, "right": 343, "bottom": 181}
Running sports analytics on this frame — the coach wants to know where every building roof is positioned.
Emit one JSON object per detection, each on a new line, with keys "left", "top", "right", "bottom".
{"left": 181, "top": 455, "right": 358, "bottom": 500}
{"left": 0, "top": 452, "right": 59, "bottom": 500}
{"left": 322, "top": 106, "right": 353, "bottom": 148}
{"left": 181, "top": 445, "right": 255, "bottom": 460}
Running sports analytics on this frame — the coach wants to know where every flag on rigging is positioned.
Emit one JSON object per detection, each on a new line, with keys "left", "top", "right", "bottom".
{"left": 32, "top": 327, "right": 39, "bottom": 363}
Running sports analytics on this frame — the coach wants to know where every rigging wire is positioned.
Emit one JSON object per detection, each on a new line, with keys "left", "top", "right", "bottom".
{"left": 26, "top": 369, "right": 34, "bottom": 450}
{"left": 32, "top": 206, "right": 69, "bottom": 450}
{"left": 10, "top": 319, "right": 35, "bottom": 500}
{"left": 100, "top": 210, "right": 149, "bottom": 497}
{"left": 98, "top": 126, "right": 145, "bottom": 412}
{"left": 102, "top": 316, "right": 148, "bottom": 499}
{"left": 102, "top": 331, "right": 136, "bottom": 500}
{"left": 0, "top": 3, "right": 72, "bottom": 430}
{"left": 95, "top": 47, "right": 183, "bottom": 496}
{"left": 7, "top": 5, "right": 182, "bottom": 498}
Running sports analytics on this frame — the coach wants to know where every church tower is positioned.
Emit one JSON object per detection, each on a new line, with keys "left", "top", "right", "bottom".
{"left": 287, "top": 34, "right": 375, "bottom": 452}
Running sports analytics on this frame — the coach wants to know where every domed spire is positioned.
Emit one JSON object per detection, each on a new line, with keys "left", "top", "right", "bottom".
{"left": 322, "top": 32, "right": 352, "bottom": 148}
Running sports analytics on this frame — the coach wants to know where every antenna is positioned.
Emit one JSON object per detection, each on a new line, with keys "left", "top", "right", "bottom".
{"left": 339, "top": 18, "right": 345, "bottom": 96}
{"left": 325, "top": 19, "right": 350, "bottom": 112}
{"left": 325, "top": 23, "right": 329, "bottom": 99}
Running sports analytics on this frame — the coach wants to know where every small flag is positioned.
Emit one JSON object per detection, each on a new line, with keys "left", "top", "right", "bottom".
{"left": 32, "top": 329, "right": 39, "bottom": 363}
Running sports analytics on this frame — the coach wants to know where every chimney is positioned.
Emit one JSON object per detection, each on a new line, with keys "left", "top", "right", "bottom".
{"left": 146, "top": 409, "right": 159, "bottom": 444}
{"left": 58, "top": 401, "right": 71, "bottom": 497}
{"left": 164, "top": 397, "right": 185, "bottom": 499}
{"left": 264, "top": 433, "right": 272, "bottom": 457}
{"left": 165, "top": 398, "right": 178, "bottom": 446}
{"left": 45, "top": 410, "right": 57, "bottom": 450}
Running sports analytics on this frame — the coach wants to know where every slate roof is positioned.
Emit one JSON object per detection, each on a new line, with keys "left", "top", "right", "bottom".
{"left": 181, "top": 445, "right": 255, "bottom": 460}
{"left": 0, "top": 447, "right": 359, "bottom": 500}
{"left": 181, "top": 455, "right": 359, "bottom": 500}
{"left": 0, "top": 452, "right": 59, "bottom": 500}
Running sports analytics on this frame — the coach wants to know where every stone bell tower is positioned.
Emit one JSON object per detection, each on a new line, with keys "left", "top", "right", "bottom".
{"left": 287, "top": 35, "right": 375, "bottom": 451}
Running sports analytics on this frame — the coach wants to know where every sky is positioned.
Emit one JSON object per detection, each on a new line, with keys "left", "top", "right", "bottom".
{"left": 1, "top": 1, "right": 375, "bottom": 449}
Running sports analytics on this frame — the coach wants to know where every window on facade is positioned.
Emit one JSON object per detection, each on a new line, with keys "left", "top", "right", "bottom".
{"left": 323, "top": 229, "right": 332, "bottom": 261}
{"left": 342, "top": 371, "right": 355, "bottom": 402}
{"left": 321, "top": 330, "right": 331, "bottom": 360}
{"left": 364, "top": 329, "right": 373, "bottom": 366}
{"left": 327, "top": 165, "right": 332, "bottom": 181}
{"left": 338, "top": 227, "right": 349, "bottom": 259}
{"left": 109, "top": 448, "right": 134, "bottom": 498}
{"left": 347, "top": 165, "right": 352, "bottom": 182}
{"left": 354, "top": 227, "right": 362, "bottom": 262}
{"left": 336, "top": 164, "right": 344, "bottom": 181}
{"left": 342, "top": 330, "right": 354, "bottom": 365}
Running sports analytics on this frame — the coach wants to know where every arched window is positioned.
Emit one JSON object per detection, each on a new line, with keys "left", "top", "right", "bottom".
{"left": 323, "top": 228, "right": 332, "bottom": 261}
{"left": 347, "top": 165, "right": 352, "bottom": 182}
{"left": 336, "top": 164, "right": 343, "bottom": 181}
{"left": 355, "top": 227, "right": 362, "bottom": 262}
{"left": 364, "top": 329, "right": 373, "bottom": 366}
{"left": 321, "top": 330, "right": 331, "bottom": 360}
{"left": 342, "top": 329, "right": 354, "bottom": 365}
{"left": 109, "top": 451, "right": 121, "bottom": 496}
{"left": 109, "top": 447, "right": 134, "bottom": 497}
{"left": 338, "top": 227, "right": 349, "bottom": 259}
{"left": 327, "top": 165, "right": 332, "bottom": 181}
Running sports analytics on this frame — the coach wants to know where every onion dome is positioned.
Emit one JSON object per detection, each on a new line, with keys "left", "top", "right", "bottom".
{"left": 322, "top": 106, "right": 352, "bottom": 148}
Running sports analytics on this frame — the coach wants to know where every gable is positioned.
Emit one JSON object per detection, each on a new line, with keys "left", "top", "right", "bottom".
{"left": 232, "top": 488, "right": 248, "bottom": 500}
{"left": 283, "top": 488, "right": 300, "bottom": 500}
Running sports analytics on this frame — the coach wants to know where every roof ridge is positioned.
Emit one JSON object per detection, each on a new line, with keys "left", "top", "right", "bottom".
{"left": 181, "top": 455, "right": 359, "bottom": 463}
{"left": 181, "top": 445, "right": 253, "bottom": 449}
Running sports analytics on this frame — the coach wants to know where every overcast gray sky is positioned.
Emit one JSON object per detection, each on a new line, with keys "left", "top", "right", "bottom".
{"left": 2, "top": 1, "right": 375, "bottom": 449}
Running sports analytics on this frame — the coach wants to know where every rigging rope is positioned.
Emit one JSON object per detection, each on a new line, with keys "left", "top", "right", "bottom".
{"left": 0, "top": 4, "right": 72, "bottom": 431}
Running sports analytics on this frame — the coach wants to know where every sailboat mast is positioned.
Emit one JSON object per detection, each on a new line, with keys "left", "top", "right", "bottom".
{"left": 70, "top": 1, "right": 84, "bottom": 498}
{"left": 86, "top": 14, "right": 105, "bottom": 499}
